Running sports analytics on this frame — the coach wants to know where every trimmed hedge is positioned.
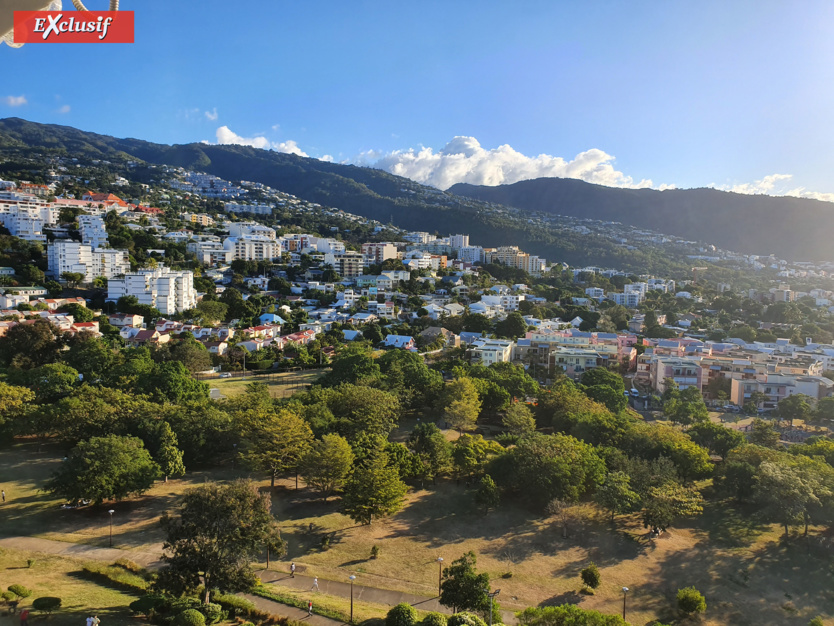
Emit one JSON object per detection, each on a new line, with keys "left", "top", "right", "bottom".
{"left": 32, "top": 597, "right": 61, "bottom": 614}
{"left": 81, "top": 562, "right": 149, "bottom": 593}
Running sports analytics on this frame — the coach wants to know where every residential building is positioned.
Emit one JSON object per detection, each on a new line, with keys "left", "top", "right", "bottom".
{"left": 362, "top": 242, "right": 399, "bottom": 263}
{"left": 182, "top": 212, "right": 215, "bottom": 226}
{"left": 325, "top": 251, "right": 364, "bottom": 278}
{"left": 384, "top": 335, "right": 416, "bottom": 350}
{"left": 652, "top": 356, "right": 704, "bottom": 393}
{"left": 77, "top": 214, "right": 108, "bottom": 248}
{"left": 108, "top": 266, "right": 197, "bottom": 315}
{"left": 47, "top": 241, "right": 130, "bottom": 283}
{"left": 548, "top": 347, "right": 604, "bottom": 379}
{"left": 470, "top": 339, "right": 514, "bottom": 365}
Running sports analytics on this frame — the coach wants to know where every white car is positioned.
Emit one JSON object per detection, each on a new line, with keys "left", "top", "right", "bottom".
{"left": 219, "top": 373, "right": 232, "bottom": 378}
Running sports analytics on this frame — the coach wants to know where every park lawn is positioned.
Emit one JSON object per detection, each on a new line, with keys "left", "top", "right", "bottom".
{"left": 207, "top": 370, "right": 326, "bottom": 399}
{"left": 4, "top": 441, "right": 834, "bottom": 625}
{"left": 256, "top": 584, "right": 390, "bottom": 625}
{"left": 262, "top": 477, "right": 834, "bottom": 626}
{"left": 0, "top": 442, "right": 260, "bottom": 558}
{"left": 0, "top": 547, "right": 142, "bottom": 626}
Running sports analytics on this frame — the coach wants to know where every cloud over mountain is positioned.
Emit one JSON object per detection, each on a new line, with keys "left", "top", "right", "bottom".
{"left": 215, "top": 125, "right": 308, "bottom": 157}
{"left": 367, "top": 136, "right": 659, "bottom": 191}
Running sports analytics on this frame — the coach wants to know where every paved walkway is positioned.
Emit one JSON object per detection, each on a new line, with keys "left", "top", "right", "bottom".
{"left": 242, "top": 593, "right": 342, "bottom": 626}
{"left": 259, "top": 571, "right": 517, "bottom": 624}
{"left": 0, "top": 535, "right": 163, "bottom": 568}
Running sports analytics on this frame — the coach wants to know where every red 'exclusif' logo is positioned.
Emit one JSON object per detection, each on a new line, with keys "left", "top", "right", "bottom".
{"left": 13, "top": 11, "right": 133, "bottom": 43}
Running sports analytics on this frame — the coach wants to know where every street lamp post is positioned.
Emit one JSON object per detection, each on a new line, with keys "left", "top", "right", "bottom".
{"left": 486, "top": 589, "right": 501, "bottom": 626}
{"left": 349, "top": 575, "right": 356, "bottom": 624}
{"left": 436, "top": 557, "right": 444, "bottom": 597}
{"left": 107, "top": 509, "right": 115, "bottom": 547}
{"left": 622, "top": 587, "right": 629, "bottom": 621}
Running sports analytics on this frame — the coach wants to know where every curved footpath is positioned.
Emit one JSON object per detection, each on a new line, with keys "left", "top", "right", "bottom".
{"left": 0, "top": 536, "right": 516, "bottom": 624}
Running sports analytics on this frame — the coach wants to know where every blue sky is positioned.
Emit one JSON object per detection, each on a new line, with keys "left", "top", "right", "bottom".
{"left": 2, "top": 0, "right": 834, "bottom": 197}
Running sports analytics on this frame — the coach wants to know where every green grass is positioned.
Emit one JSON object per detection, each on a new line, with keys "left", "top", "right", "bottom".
{"left": 254, "top": 585, "right": 392, "bottom": 625}
{"left": 0, "top": 547, "right": 142, "bottom": 626}
{"left": 5, "top": 437, "right": 834, "bottom": 625}
{"left": 79, "top": 561, "right": 150, "bottom": 593}
{"left": 207, "top": 370, "right": 325, "bottom": 399}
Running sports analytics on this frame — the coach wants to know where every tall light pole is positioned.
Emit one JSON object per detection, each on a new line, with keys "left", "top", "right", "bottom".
{"left": 622, "top": 587, "right": 628, "bottom": 621}
{"left": 107, "top": 509, "right": 115, "bottom": 547}
{"left": 436, "top": 557, "right": 443, "bottom": 597}
{"left": 486, "top": 589, "right": 501, "bottom": 626}
{"left": 349, "top": 575, "right": 356, "bottom": 624}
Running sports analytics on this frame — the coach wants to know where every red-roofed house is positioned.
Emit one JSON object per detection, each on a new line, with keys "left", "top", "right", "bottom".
{"left": 83, "top": 192, "right": 128, "bottom": 207}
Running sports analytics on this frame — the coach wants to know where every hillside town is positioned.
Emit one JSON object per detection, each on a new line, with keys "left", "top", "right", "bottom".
{"left": 2, "top": 173, "right": 834, "bottom": 414}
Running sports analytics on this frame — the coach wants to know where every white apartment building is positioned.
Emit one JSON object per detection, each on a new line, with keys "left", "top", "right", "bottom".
{"left": 77, "top": 215, "right": 108, "bottom": 248}
{"left": 108, "top": 266, "right": 197, "bottom": 315}
{"left": 480, "top": 293, "right": 526, "bottom": 311}
{"left": 457, "top": 246, "right": 485, "bottom": 264}
{"left": 187, "top": 240, "right": 234, "bottom": 265}
{"left": 609, "top": 292, "right": 642, "bottom": 308}
{"left": 48, "top": 240, "right": 130, "bottom": 283}
{"left": 93, "top": 248, "right": 131, "bottom": 280}
{"left": 470, "top": 339, "right": 515, "bottom": 365}
{"left": 227, "top": 221, "right": 276, "bottom": 240}
{"left": 0, "top": 203, "right": 59, "bottom": 242}
{"left": 224, "top": 202, "right": 274, "bottom": 215}
{"left": 449, "top": 234, "right": 470, "bottom": 249}
{"left": 314, "top": 238, "right": 346, "bottom": 255}
{"left": 404, "top": 231, "right": 434, "bottom": 244}
{"left": 223, "top": 236, "right": 282, "bottom": 261}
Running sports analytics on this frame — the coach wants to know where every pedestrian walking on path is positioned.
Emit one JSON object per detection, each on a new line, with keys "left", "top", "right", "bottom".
{"left": 307, "top": 600, "right": 313, "bottom": 616}
{"left": 19, "top": 609, "right": 29, "bottom": 626}
{"left": 311, "top": 576, "right": 319, "bottom": 591}
{"left": 2, "top": 489, "right": 6, "bottom": 502}
{"left": 291, "top": 562, "right": 296, "bottom": 578}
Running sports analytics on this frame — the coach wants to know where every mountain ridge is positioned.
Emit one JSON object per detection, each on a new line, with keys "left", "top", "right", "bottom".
{"left": 448, "top": 177, "right": 834, "bottom": 261}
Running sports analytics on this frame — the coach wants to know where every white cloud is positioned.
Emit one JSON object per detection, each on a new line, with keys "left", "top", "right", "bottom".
{"left": 204, "top": 108, "right": 218, "bottom": 121}
{"left": 368, "top": 136, "right": 655, "bottom": 190}
{"left": 57, "top": 104, "right": 71, "bottom": 114}
{"left": 3, "top": 95, "right": 27, "bottom": 107}
{"left": 214, "top": 125, "right": 309, "bottom": 157}
{"left": 271, "top": 124, "right": 281, "bottom": 131}
{"left": 711, "top": 174, "right": 834, "bottom": 203}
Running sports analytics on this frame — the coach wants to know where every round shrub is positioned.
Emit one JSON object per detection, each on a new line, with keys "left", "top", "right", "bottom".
{"left": 175, "top": 609, "right": 206, "bottom": 626}
{"left": 198, "top": 602, "right": 225, "bottom": 624}
{"left": 386, "top": 602, "right": 418, "bottom": 626}
{"left": 421, "top": 613, "right": 448, "bottom": 626}
{"left": 2, "top": 591, "right": 16, "bottom": 603}
{"left": 447, "top": 613, "right": 487, "bottom": 626}
{"left": 677, "top": 587, "right": 707, "bottom": 615}
{"left": 32, "top": 597, "right": 61, "bottom": 614}
{"left": 129, "top": 595, "right": 166, "bottom": 615}
{"left": 580, "top": 562, "right": 601, "bottom": 589}
{"left": 211, "top": 593, "right": 255, "bottom": 618}
{"left": 8, "top": 585, "right": 31, "bottom": 599}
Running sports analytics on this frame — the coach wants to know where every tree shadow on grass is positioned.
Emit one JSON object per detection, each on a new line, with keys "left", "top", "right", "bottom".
{"left": 646, "top": 529, "right": 834, "bottom": 626}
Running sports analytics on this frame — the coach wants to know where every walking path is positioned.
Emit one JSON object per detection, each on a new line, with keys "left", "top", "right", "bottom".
{"left": 259, "top": 571, "right": 516, "bottom": 624}
{"left": 0, "top": 535, "right": 163, "bottom": 568}
{"left": 0, "top": 536, "right": 517, "bottom": 624}
{"left": 242, "top": 593, "right": 341, "bottom": 626}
